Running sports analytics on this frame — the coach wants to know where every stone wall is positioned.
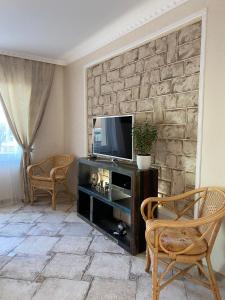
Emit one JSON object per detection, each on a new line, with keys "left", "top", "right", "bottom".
{"left": 87, "top": 21, "right": 201, "bottom": 197}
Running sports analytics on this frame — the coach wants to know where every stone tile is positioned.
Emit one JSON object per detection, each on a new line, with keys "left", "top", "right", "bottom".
{"left": 0, "top": 255, "right": 50, "bottom": 280}
{"left": 91, "top": 229, "right": 103, "bottom": 236}
{"left": 0, "top": 204, "right": 22, "bottom": 214}
{"left": 53, "top": 236, "right": 92, "bottom": 254}
{"left": 9, "top": 212, "right": 42, "bottom": 223}
{"left": 136, "top": 275, "right": 152, "bottom": 300}
{"left": 0, "top": 237, "right": 24, "bottom": 255}
{"left": 0, "top": 223, "right": 33, "bottom": 236}
{"left": 86, "top": 253, "right": 130, "bottom": 280}
{"left": 130, "top": 254, "right": 146, "bottom": 276}
{"left": 37, "top": 212, "right": 67, "bottom": 224}
{"left": 33, "top": 278, "right": 89, "bottom": 300}
{"left": 43, "top": 253, "right": 90, "bottom": 279}
{"left": 0, "top": 278, "right": 39, "bottom": 300}
{"left": 59, "top": 223, "right": 92, "bottom": 237}
{"left": 0, "top": 213, "right": 13, "bottom": 224}
{"left": 89, "top": 236, "right": 125, "bottom": 254}
{"left": 185, "top": 281, "right": 224, "bottom": 300}
{"left": 0, "top": 255, "right": 12, "bottom": 269}
{"left": 86, "top": 278, "right": 136, "bottom": 300}
{"left": 64, "top": 212, "right": 86, "bottom": 223}
{"left": 27, "top": 223, "right": 63, "bottom": 236}
{"left": 160, "top": 280, "right": 187, "bottom": 300}
{"left": 14, "top": 236, "right": 59, "bottom": 255}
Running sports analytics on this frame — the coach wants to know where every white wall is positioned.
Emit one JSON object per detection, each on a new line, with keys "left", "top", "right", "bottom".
{"left": 64, "top": 0, "right": 225, "bottom": 274}
{"left": 34, "top": 65, "right": 65, "bottom": 162}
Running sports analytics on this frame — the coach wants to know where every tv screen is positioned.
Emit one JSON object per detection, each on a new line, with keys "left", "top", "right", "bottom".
{"left": 93, "top": 115, "right": 133, "bottom": 160}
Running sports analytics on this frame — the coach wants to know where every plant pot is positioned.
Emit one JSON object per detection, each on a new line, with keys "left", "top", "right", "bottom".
{"left": 136, "top": 155, "right": 151, "bottom": 170}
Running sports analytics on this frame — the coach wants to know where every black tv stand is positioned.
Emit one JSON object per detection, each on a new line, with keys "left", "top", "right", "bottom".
{"left": 77, "top": 157, "right": 158, "bottom": 255}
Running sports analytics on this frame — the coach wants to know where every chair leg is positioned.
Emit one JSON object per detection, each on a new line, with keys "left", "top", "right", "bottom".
{"left": 152, "top": 249, "right": 159, "bottom": 300}
{"left": 30, "top": 187, "right": 34, "bottom": 205}
{"left": 206, "top": 255, "right": 221, "bottom": 300}
{"left": 145, "top": 246, "right": 151, "bottom": 273}
{"left": 52, "top": 188, "right": 56, "bottom": 210}
{"left": 197, "top": 259, "right": 204, "bottom": 276}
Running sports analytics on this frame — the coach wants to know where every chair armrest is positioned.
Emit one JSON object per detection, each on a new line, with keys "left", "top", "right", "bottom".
{"left": 50, "top": 162, "right": 72, "bottom": 179}
{"left": 141, "top": 188, "right": 207, "bottom": 221}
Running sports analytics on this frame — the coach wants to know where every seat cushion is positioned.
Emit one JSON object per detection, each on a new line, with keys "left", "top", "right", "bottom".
{"left": 146, "top": 221, "right": 208, "bottom": 255}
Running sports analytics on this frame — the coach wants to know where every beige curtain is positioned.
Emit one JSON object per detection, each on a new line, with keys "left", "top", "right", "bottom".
{"left": 0, "top": 55, "right": 55, "bottom": 201}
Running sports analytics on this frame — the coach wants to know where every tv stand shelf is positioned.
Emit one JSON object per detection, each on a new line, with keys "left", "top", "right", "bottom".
{"left": 77, "top": 157, "right": 158, "bottom": 255}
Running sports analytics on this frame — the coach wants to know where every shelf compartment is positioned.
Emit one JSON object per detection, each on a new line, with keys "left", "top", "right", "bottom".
{"left": 77, "top": 190, "right": 91, "bottom": 220}
{"left": 78, "top": 185, "right": 131, "bottom": 213}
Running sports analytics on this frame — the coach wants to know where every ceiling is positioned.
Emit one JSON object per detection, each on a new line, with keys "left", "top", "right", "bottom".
{"left": 0, "top": 0, "right": 187, "bottom": 65}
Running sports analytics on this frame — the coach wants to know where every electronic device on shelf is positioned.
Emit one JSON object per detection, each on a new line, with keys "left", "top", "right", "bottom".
{"left": 92, "top": 115, "right": 133, "bottom": 161}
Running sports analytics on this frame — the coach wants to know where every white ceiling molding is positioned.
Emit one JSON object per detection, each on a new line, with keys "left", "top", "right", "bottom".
{"left": 63, "top": 0, "right": 189, "bottom": 64}
{"left": 0, "top": 50, "right": 66, "bottom": 66}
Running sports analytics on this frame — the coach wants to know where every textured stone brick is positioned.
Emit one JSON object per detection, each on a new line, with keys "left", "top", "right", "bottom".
{"left": 176, "top": 91, "right": 198, "bottom": 107}
{"left": 177, "top": 156, "right": 196, "bottom": 172}
{"left": 92, "top": 106, "right": 103, "bottom": 116}
{"left": 87, "top": 118, "right": 93, "bottom": 134}
{"left": 132, "top": 87, "right": 140, "bottom": 99}
{"left": 140, "top": 85, "right": 149, "bottom": 99}
{"left": 95, "top": 76, "right": 101, "bottom": 96}
{"left": 135, "top": 112, "right": 147, "bottom": 123}
{"left": 146, "top": 112, "right": 153, "bottom": 123}
{"left": 124, "top": 49, "right": 138, "bottom": 64}
{"left": 155, "top": 152, "right": 167, "bottom": 165}
{"left": 87, "top": 69, "right": 92, "bottom": 79}
{"left": 183, "top": 140, "right": 197, "bottom": 155}
{"left": 167, "top": 140, "right": 183, "bottom": 154}
{"left": 87, "top": 88, "right": 94, "bottom": 97}
{"left": 184, "top": 56, "right": 200, "bottom": 75}
{"left": 166, "top": 154, "right": 177, "bottom": 168}
{"left": 137, "top": 99, "right": 153, "bottom": 112}
{"left": 120, "top": 101, "right": 136, "bottom": 114}
{"left": 160, "top": 125, "right": 185, "bottom": 139}
{"left": 117, "top": 90, "right": 132, "bottom": 102}
{"left": 120, "top": 64, "right": 135, "bottom": 78}
{"left": 93, "top": 64, "right": 103, "bottom": 76}
{"left": 178, "top": 22, "right": 201, "bottom": 45}
{"left": 101, "top": 83, "right": 113, "bottom": 94}
{"left": 150, "top": 69, "right": 160, "bottom": 83}
{"left": 158, "top": 180, "right": 171, "bottom": 195}
{"left": 136, "top": 60, "right": 144, "bottom": 73}
{"left": 125, "top": 75, "right": 141, "bottom": 88}
{"left": 150, "top": 80, "right": 171, "bottom": 96}
{"left": 139, "top": 41, "right": 155, "bottom": 59}
{"left": 185, "top": 172, "right": 195, "bottom": 187}
{"left": 172, "top": 75, "right": 199, "bottom": 93}
{"left": 107, "top": 70, "right": 120, "bottom": 82}
{"left": 186, "top": 108, "right": 198, "bottom": 139}
{"left": 101, "top": 74, "right": 107, "bottom": 84}
{"left": 156, "top": 36, "right": 167, "bottom": 53}
{"left": 145, "top": 53, "right": 166, "bottom": 71}
{"left": 178, "top": 39, "right": 201, "bottom": 60}
{"left": 167, "top": 32, "right": 178, "bottom": 63}
{"left": 141, "top": 72, "right": 150, "bottom": 85}
{"left": 110, "top": 93, "right": 117, "bottom": 104}
{"left": 87, "top": 77, "right": 94, "bottom": 88}
{"left": 161, "top": 167, "right": 172, "bottom": 181}
{"left": 164, "top": 109, "right": 186, "bottom": 124}
{"left": 154, "top": 139, "right": 167, "bottom": 154}
{"left": 103, "top": 104, "right": 114, "bottom": 115}
{"left": 172, "top": 170, "right": 185, "bottom": 194}
{"left": 160, "top": 62, "right": 183, "bottom": 80}
{"left": 153, "top": 97, "right": 164, "bottom": 123}
{"left": 113, "top": 81, "right": 125, "bottom": 92}
{"left": 164, "top": 94, "right": 176, "bottom": 108}
{"left": 110, "top": 56, "right": 123, "bottom": 70}
{"left": 92, "top": 96, "right": 98, "bottom": 106}
{"left": 103, "top": 61, "right": 110, "bottom": 72}
{"left": 99, "top": 95, "right": 110, "bottom": 105}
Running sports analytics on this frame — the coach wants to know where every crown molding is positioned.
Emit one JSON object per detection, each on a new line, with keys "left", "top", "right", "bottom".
{"left": 0, "top": 49, "right": 66, "bottom": 66}
{"left": 63, "top": 0, "right": 190, "bottom": 64}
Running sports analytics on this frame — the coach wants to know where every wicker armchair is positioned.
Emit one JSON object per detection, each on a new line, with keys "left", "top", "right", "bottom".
{"left": 27, "top": 154, "right": 74, "bottom": 210}
{"left": 141, "top": 187, "right": 225, "bottom": 300}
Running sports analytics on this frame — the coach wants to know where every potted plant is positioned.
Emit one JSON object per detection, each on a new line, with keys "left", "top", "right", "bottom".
{"left": 132, "top": 122, "right": 157, "bottom": 170}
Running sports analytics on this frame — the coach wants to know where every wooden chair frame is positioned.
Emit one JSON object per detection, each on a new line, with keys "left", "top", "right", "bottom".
{"left": 27, "top": 154, "right": 74, "bottom": 210}
{"left": 141, "top": 187, "right": 225, "bottom": 300}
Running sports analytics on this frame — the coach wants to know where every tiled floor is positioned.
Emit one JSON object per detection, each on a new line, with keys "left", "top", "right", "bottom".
{"left": 0, "top": 200, "right": 224, "bottom": 299}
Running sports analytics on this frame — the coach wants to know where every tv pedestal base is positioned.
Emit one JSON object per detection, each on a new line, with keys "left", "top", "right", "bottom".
{"left": 77, "top": 157, "right": 158, "bottom": 255}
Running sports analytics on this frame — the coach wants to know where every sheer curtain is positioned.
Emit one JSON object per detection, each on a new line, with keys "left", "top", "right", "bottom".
{"left": 0, "top": 102, "right": 22, "bottom": 203}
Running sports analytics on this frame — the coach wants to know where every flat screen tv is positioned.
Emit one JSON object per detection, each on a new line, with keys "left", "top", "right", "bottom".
{"left": 93, "top": 115, "right": 133, "bottom": 161}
